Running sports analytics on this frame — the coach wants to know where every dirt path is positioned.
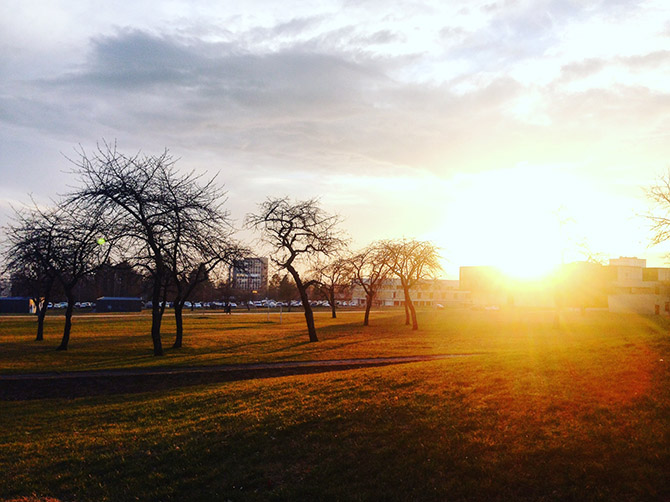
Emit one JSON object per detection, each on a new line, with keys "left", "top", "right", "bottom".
{"left": 0, "top": 354, "right": 480, "bottom": 401}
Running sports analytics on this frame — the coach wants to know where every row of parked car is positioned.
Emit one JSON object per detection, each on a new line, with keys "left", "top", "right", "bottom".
{"left": 47, "top": 302, "right": 95, "bottom": 309}
{"left": 46, "top": 299, "right": 360, "bottom": 310}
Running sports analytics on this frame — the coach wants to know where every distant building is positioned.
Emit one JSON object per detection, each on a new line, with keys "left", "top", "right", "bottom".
{"left": 459, "top": 257, "right": 670, "bottom": 315}
{"left": 606, "top": 257, "right": 670, "bottom": 314}
{"left": 232, "top": 257, "right": 269, "bottom": 294}
{"left": 0, "top": 297, "right": 34, "bottom": 314}
{"left": 351, "top": 278, "right": 470, "bottom": 307}
{"left": 95, "top": 297, "right": 143, "bottom": 313}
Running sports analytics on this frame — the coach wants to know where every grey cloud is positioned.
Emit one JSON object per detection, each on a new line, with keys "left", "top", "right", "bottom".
{"left": 357, "top": 30, "right": 401, "bottom": 45}
{"left": 4, "top": 19, "right": 668, "bottom": 186}
{"left": 59, "top": 29, "right": 386, "bottom": 100}
{"left": 559, "top": 51, "right": 670, "bottom": 85}
{"left": 559, "top": 58, "right": 606, "bottom": 81}
{"left": 244, "top": 15, "right": 327, "bottom": 45}
{"left": 619, "top": 50, "right": 670, "bottom": 69}
{"left": 269, "top": 16, "right": 326, "bottom": 37}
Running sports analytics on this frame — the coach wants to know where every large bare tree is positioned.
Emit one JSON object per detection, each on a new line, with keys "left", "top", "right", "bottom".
{"left": 247, "top": 197, "right": 345, "bottom": 342}
{"left": 382, "top": 239, "right": 442, "bottom": 330}
{"left": 67, "top": 141, "right": 234, "bottom": 356}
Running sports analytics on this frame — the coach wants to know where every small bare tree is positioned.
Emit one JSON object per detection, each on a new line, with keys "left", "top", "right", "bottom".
{"left": 3, "top": 207, "right": 59, "bottom": 341}
{"left": 647, "top": 171, "right": 670, "bottom": 247}
{"left": 159, "top": 169, "right": 245, "bottom": 348}
{"left": 246, "top": 197, "right": 345, "bottom": 342}
{"left": 383, "top": 239, "right": 442, "bottom": 330}
{"left": 5, "top": 201, "right": 112, "bottom": 350}
{"left": 309, "top": 255, "right": 351, "bottom": 318}
{"left": 48, "top": 202, "right": 113, "bottom": 350}
{"left": 349, "top": 243, "right": 391, "bottom": 326}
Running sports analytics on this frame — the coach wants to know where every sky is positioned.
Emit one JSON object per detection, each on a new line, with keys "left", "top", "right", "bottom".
{"left": 2, "top": 0, "right": 670, "bottom": 278}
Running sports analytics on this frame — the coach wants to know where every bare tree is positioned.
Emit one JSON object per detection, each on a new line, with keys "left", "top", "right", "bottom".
{"left": 159, "top": 169, "right": 245, "bottom": 348}
{"left": 5, "top": 202, "right": 112, "bottom": 350}
{"left": 67, "top": 141, "right": 233, "bottom": 356}
{"left": 168, "top": 241, "right": 247, "bottom": 348}
{"left": 2, "top": 207, "right": 59, "bottom": 341}
{"left": 48, "top": 202, "right": 113, "bottom": 350}
{"left": 310, "top": 256, "right": 351, "bottom": 318}
{"left": 383, "top": 239, "right": 442, "bottom": 330}
{"left": 246, "top": 197, "right": 345, "bottom": 342}
{"left": 349, "top": 243, "right": 391, "bottom": 326}
{"left": 647, "top": 172, "right": 670, "bottom": 247}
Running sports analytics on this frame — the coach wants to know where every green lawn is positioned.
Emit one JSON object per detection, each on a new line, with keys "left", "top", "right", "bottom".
{"left": 1, "top": 308, "right": 670, "bottom": 501}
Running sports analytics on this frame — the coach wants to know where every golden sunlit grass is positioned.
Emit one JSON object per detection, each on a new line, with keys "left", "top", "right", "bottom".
{"left": 1, "top": 308, "right": 670, "bottom": 500}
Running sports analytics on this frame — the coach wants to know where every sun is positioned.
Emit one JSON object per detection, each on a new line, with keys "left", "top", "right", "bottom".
{"left": 495, "top": 248, "right": 560, "bottom": 282}
{"left": 436, "top": 164, "right": 587, "bottom": 278}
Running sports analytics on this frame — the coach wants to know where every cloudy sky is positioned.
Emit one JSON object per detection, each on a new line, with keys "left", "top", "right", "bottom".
{"left": 2, "top": 0, "right": 670, "bottom": 277}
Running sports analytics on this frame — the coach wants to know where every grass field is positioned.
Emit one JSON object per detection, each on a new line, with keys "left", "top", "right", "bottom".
{"left": 1, "top": 308, "right": 670, "bottom": 501}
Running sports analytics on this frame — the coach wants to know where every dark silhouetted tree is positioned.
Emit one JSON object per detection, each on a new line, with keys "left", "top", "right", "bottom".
{"left": 5, "top": 201, "right": 112, "bottom": 350}
{"left": 247, "top": 197, "right": 345, "bottom": 342}
{"left": 68, "top": 141, "right": 235, "bottom": 355}
{"left": 3, "top": 207, "right": 59, "bottom": 341}
{"left": 159, "top": 170, "right": 245, "bottom": 348}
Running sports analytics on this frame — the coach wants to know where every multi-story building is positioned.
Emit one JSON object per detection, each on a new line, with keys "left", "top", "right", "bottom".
{"left": 231, "top": 257, "right": 269, "bottom": 295}
{"left": 607, "top": 257, "right": 670, "bottom": 314}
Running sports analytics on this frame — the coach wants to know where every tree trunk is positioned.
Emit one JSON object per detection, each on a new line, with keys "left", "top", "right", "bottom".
{"left": 329, "top": 289, "right": 336, "bottom": 319}
{"left": 289, "top": 267, "right": 318, "bottom": 342}
{"left": 364, "top": 293, "right": 373, "bottom": 326}
{"left": 403, "top": 290, "right": 410, "bottom": 325}
{"left": 56, "top": 291, "right": 75, "bottom": 351}
{"left": 35, "top": 293, "right": 49, "bottom": 342}
{"left": 403, "top": 286, "right": 418, "bottom": 330}
{"left": 160, "top": 286, "right": 168, "bottom": 317}
{"left": 150, "top": 277, "right": 164, "bottom": 356}
{"left": 173, "top": 302, "right": 184, "bottom": 349}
